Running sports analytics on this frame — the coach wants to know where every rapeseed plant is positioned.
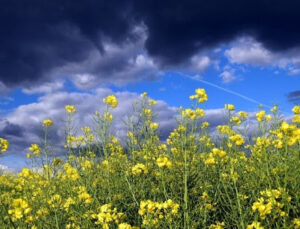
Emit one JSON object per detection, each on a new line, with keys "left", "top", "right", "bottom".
{"left": 0, "top": 88, "right": 299, "bottom": 228}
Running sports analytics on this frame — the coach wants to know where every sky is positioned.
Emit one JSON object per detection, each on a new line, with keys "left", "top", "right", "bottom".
{"left": 1, "top": 0, "right": 300, "bottom": 171}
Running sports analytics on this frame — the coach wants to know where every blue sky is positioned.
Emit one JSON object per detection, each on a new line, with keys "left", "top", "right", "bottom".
{"left": 1, "top": 1, "right": 300, "bottom": 171}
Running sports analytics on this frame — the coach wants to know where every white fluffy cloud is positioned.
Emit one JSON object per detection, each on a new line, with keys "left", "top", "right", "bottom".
{"left": 0, "top": 86, "right": 231, "bottom": 164}
{"left": 1, "top": 88, "right": 177, "bottom": 157}
{"left": 219, "top": 70, "right": 236, "bottom": 83}
{"left": 225, "top": 36, "right": 300, "bottom": 74}
{"left": 22, "top": 80, "right": 65, "bottom": 94}
{"left": 190, "top": 55, "right": 211, "bottom": 72}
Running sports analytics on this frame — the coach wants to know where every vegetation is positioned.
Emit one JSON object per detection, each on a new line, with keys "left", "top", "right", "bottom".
{"left": 0, "top": 89, "right": 300, "bottom": 229}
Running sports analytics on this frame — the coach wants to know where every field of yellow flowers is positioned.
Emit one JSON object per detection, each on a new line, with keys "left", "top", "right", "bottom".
{"left": 0, "top": 89, "right": 300, "bottom": 229}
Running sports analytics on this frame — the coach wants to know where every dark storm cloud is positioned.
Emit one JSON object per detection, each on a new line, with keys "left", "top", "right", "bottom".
{"left": 0, "top": 120, "right": 23, "bottom": 137}
{"left": 135, "top": 0, "right": 300, "bottom": 65}
{"left": 287, "top": 90, "right": 300, "bottom": 104}
{"left": 1, "top": 0, "right": 300, "bottom": 87}
{"left": 0, "top": 0, "right": 135, "bottom": 87}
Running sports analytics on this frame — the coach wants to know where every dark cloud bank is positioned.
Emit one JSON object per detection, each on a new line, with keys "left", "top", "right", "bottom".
{"left": 1, "top": 0, "right": 300, "bottom": 89}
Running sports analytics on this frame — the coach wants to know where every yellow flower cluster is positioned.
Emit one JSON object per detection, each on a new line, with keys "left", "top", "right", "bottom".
{"left": 292, "top": 105, "right": 300, "bottom": 114}
{"left": 252, "top": 198, "right": 272, "bottom": 219}
{"left": 156, "top": 156, "right": 172, "bottom": 168}
{"left": 63, "top": 197, "right": 75, "bottom": 212}
{"left": 81, "top": 126, "right": 91, "bottom": 133}
{"left": 229, "top": 134, "right": 245, "bottom": 146}
{"left": 104, "top": 112, "right": 114, "bottom": 122}
{"left": 48, "top": 194, "right": 62, "bottom": 208}
{"left": 217, "top": 125, "right": 235, "bottom": 135}
{"left": 93, "top": 204, "right": 125, "bottom": 228}
{"left": 246, "top": 221, "right": 264, "bottom": 229}
{"left": 8, "top": 198, "right": 32, "bottom": 221}
{"left": 63, "top": 163, "right": 79, "bottom": 181}
{"left": 43, "top": 119, "right": 53, "bottom": 126}
{"left": 201, "top": 121, "right": 210, "bottom": 128}
{"left": 238, "top": 111, "right": 248, "bottom": 118}
{"left": 127, "top": 132, "right": 137, "bottom": 145}
{"left": 103, "top": 95, "right": 118, "bottom": 108}
{"left": 205, "top": 153, "right": 216, "bottom": 166}
{"left": 138, "top": 199, "right": 179, "bottom": 227}
{"left": 141, "top": 92, "right": 147, "bottom": 98}
{"left": 293, "top": 218, "right": 300, "bottom": 229}
{"left": 28, "top": 144, "right": 41, "bottom": 156}
{"left": 225, "top": 104, "right": 235, "bottom": 110}
{"left": 209, "top": 221, "right": 225, "bottom": 229}
{"left": 0, "top": 137, "right": 9, "bottom": 153}
{"left": 148, "top": 98, "right": 157, "bottom": 106}
{"left": 150, "top": 122, "right": 159, "bottom": 130}
{"left": 189, "top": 88, "right": 208, "bottom": 103}
{"left": 256, "top": 110, "right": 272, "bottom": 122}
{"left": 78, "top": 186, "right": 93, "bottom": 204}
{"left": 65, "top": 105, "right": 76, "bottom": 114}
{"left": 132, "top": 163, "right": 148, "bottom": 175}
{"left": 230, "top": 116, "right": 242, "bottom": 125}
{"left": 142, "top": 108, "right": 152, "bottom": 117}
{"left": 252, "top": 188, "right": 288, "bottom": 220}
{"left": 182, "top": 108, "right": 205, "bottom": 120}
{"left": 212, "top": 148, "right": 227, "bottom": 158}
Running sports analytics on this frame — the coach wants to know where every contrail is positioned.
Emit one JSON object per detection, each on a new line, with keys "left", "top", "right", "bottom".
{"left": 178, "top": 72, "right": 273, "bottom": 109}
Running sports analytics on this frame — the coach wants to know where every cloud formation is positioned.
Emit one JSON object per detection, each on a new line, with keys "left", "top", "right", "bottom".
{"left": 287, "top": 90, "right": 300, "bottom": 105}
{"left": 0, "top": 87, "right": 231, "bottom": 163}
{"left": 2, "top": 0, "right": 300, "bottom": 90}
{"left": 225, "top": 37, "right": 300, "bottom": 74}
{"left": 0, "top": 89, "right": 178, "bottom": 157}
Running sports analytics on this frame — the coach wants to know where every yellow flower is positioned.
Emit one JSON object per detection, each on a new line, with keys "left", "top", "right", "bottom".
{"left": 230, "top": 134, "right": 245, "bottom": 146}
{"left": 43, "top": 119, "right": 53, "bottom": 126}
{"left": 195, "top": 88, "right": 208, "bottom": 103}
{"left": 292, "top": 105, "right": 300, "bottom": 114}
{"left": 293, "top": 115, "right": 300, "bottom": 124}
{"left": 150, "top": 122, "right": 159, "bottom": 130}
{"left": 0, "top": 138, "right": 9, "bottom": 153}
{"left": 25, "top": 216, "right": 34, "bottom": 223}
{"left": 231, "top": 116, "right": 242, "bottom": 125}
{"left": 265, "top": 114, "right": 272, "bottom": 121}
{"left": 209, "top": 221, "right": 225, "bottom": 229}
{"left": 238, "top": 111, "right": 248, "bottom": 118}
{"left": 104, "top": 112, "right": 113, "bottom": 122}
{"left": 65, "top": 105, "right": 76, "bottom": 114}
{"left": 103, "top": 95, "right": 118, "bottom": 108}
{"left": 271, "top": 106, "right": 278, "bottom": 112}
{"left": 212, "top": 148, "right": 226, "bottom": 158}
{"left": 141, "top": 92, "right": 147, "bottom": 98}
{"left": 189, "top": 88, "right": 208, "bottom": 103}
{"left": 293, "top": 218, "right": 300, "bottom": 228}
{"left": 132, "top": 163, "right": 148, "bottom": 175}
{"left": 205, "top": 153, "right": 216, "bottom": 166}
{"left": 246, "top": 221, "right": 264, "bottom": 229}
{"left": 256, "top": 110, "right": 266, "bottom": 122}
{"left": 156, "top": 156, "right": 172, "bottom": 168}
{"left": 195, "top": 108, "right": 205, "bottom": 118}
{"left": 225, "top": 104, "right": 235, "bottom": 111}
{"left": 252, "top": 198, "right": 272, "bottom": 219}
{"left": 148, "top": 98, "right": 157, "bottom": 106}
{"left": 81, "top": 126, "right": 91, "bottom": 133}
{"left": 201, "top": 121, "right": 210, "bottom": 128}
{"left": 118, "top": 223, "right": 132, "bottom": 229}
{"left": 28, "top": 144, "right": 41, "bottom": 156}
